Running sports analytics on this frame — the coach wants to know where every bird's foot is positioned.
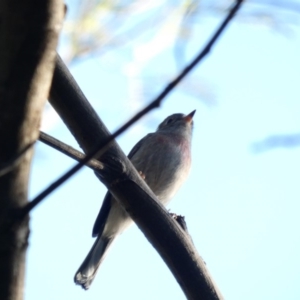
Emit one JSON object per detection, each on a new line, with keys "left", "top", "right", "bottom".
{"left": 139, "top": 171, "right": 146, "bottom": 180}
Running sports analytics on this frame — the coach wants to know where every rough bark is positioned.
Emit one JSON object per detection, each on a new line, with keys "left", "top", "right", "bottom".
{"left": 0, "top": 1, "right": 64, "bottom": 300}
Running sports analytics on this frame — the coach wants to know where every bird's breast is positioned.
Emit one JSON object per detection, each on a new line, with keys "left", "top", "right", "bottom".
{"left": 131, "top": 133, "right": 191, "bottom": 205}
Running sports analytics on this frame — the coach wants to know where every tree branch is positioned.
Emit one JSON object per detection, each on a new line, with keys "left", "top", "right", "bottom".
{"left": 0, "top": 0, "right": 64, "bottom": 299}
{"left": 39, "top": 131, "right": 104, "bottom": 171}
{"left": 22, "top": 0, "right": 244, "bottom": 216}
{"left": 19, "top": 1, "right": 243, "bottom": 299}
{"left": 47, "top": 54, "right": 225, "bottom": 300}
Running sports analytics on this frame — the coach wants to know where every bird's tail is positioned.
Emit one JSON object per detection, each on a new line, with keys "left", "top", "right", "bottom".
{"left": 74, "top": 235, "right": 114, "bottom": 290}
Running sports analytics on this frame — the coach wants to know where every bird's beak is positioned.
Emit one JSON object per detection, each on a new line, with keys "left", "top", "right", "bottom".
{"left": 183, "top": 110, "right": 196, "bottom": 124}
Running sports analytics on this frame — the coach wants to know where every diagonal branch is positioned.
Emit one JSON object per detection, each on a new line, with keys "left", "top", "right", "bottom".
{"left": 19, "top": 1, "right": 243, "bottom": 299}
{"left": 39, "top": 131, "right": 104, "bottom": 171}
{"left": 22, "top": 0, "right": 244, "bottom": 215}
{"left": 19, "top": 2, "right": 243, "bottom": 298}
{"left": 39, "top": 132, "right": 196, "bottom": 240}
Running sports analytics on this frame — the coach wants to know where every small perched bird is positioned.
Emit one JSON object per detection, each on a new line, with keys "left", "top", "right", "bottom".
{"left": 74, "top": 110, "right": 195, "bottom": 289}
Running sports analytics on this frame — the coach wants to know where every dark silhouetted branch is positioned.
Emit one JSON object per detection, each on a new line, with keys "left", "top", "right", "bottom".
{"left": 39, "top": 131, "right": 104, "bottom": 171}
{"left": 23, "top": 0, "right": 244, "bottom": 216}
{"left": 20, "top": 1, "right": 243, "bottom": 299}
{"left": 0, "top": 1, "right": 64, "bottom": 300}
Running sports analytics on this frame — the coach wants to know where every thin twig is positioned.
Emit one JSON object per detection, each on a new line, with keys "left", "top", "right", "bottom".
{"left": 39, "top": 131, "right": 104, "bottom": 171}
{"left": 20, "top": 0, "right": 243, "bottom": 217}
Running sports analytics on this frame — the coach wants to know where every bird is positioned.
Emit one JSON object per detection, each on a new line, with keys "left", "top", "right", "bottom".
{"left": 74, "top": 110, "right": 195, "bottom": 290}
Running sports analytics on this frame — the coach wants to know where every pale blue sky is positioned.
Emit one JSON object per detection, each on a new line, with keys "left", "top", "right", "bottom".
{"left": 26, "top": 4, "right": 300, "bottom": 300}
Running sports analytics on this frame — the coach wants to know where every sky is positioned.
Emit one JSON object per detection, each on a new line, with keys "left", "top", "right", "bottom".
{"left": 25, "top": 2, "right": 300, "bottom": 300}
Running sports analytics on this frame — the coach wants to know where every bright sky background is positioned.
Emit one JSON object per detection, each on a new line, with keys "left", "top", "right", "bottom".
{"left": 25, "top": 2, "right": 300, "bottom": 300}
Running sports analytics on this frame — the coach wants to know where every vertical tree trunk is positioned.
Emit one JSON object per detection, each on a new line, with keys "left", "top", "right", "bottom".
{"left": 0, "top": 1, "right": 63, "bottom": 300}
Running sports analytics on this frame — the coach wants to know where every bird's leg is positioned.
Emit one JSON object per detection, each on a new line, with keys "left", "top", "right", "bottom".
{"left": 138, "top": 171, "right": 146, "bottom": 180}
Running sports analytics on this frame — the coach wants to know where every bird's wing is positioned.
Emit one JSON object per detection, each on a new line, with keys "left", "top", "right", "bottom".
{"left": 92, "top": 191, "right": 112, "bottom": 237}
{"left": 127, "top": 133, "right": 153, "bottom": 159}
{"left": 91, "top": 133, "right": 153, "bottom": 237}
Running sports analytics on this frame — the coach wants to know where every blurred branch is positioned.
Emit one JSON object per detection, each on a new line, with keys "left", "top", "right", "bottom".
{"left": 39, "top": 131, "right": 104, "bottom": 171}
{"left": 251, "top": 0, "right": 300, "bottom": 14}
{"left": 68, "top": 4, "right": 170, "bottom": 61}
{"left": 252, "top": 133, "right": 300, "bottom": 153}
{"left": 65, "top": 0, "right": 300, "bottom": 62}
{"left": 22, "top": 0, "right": 243, "bottom": 216}
{"left": 19, "top": 1, "right": 244, "bottom": 299}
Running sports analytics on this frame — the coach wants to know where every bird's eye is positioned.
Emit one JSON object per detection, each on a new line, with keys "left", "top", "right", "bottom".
{"left": 166, "top": 118, "right": 173, "bottom": 124}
